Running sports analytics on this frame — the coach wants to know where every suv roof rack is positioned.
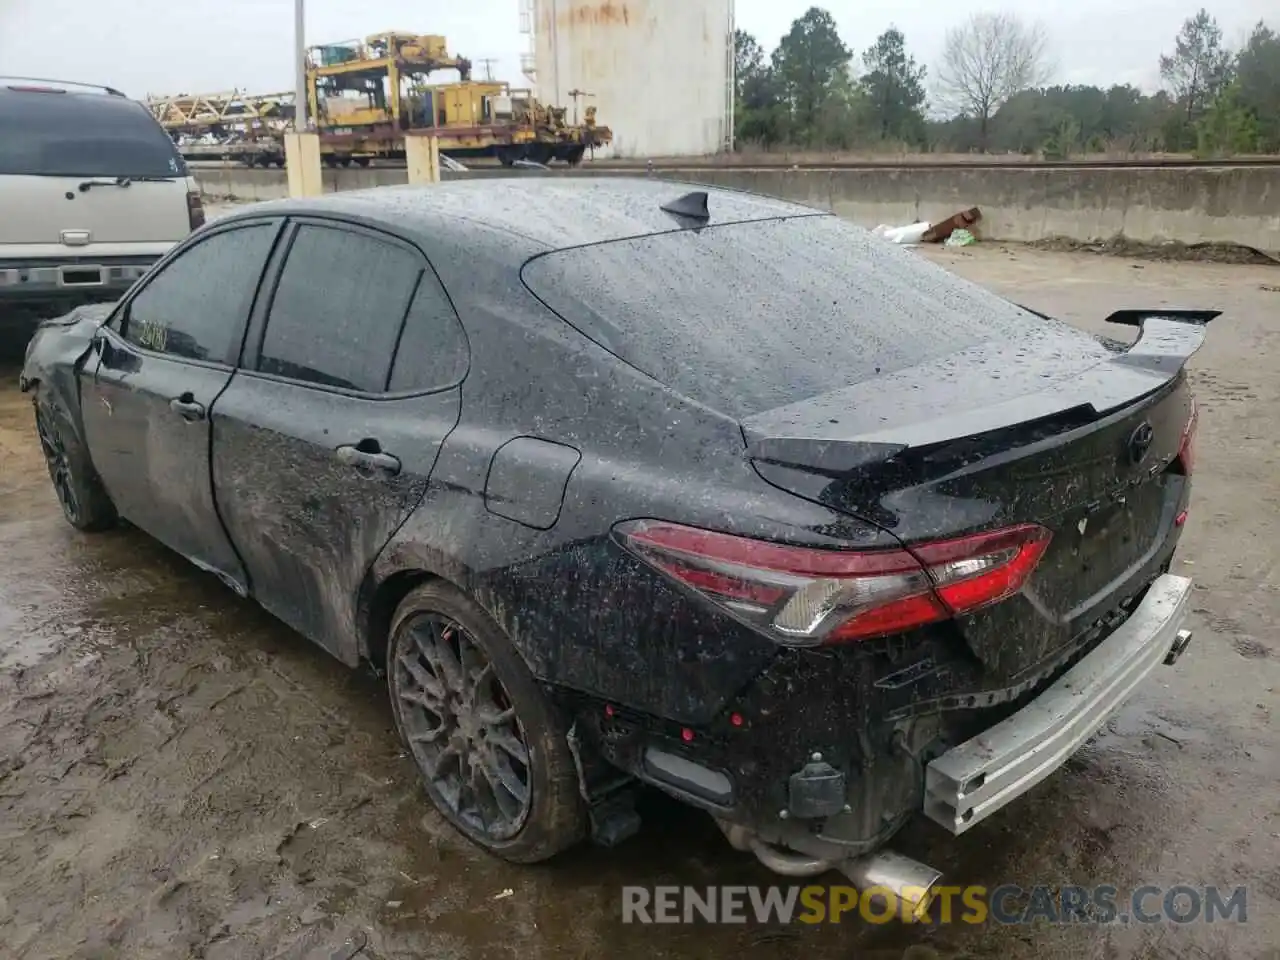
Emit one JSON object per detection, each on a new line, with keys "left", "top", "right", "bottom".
{"left": 0, "top": 76, "right": 126, "bottom": 97}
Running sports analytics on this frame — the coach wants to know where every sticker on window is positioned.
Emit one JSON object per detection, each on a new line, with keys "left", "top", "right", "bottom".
{"left": 135, "top": 318, "right": 168, "bottom": 352}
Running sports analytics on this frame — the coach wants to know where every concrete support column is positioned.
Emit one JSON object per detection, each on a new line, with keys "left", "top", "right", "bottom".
{"left": 284, "top": 132, "right": 323, "bottom": 197}
{"left": 405, "top": 135, "right": 441, "bottom": 185}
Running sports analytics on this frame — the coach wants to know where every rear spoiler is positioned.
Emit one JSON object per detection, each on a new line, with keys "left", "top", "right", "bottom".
{"left": 1107, "top": 309, "right": 1221, "bottom": 376}
{"left": 1104, "top": 308, "right": 1221, "bottom": 327}
{"left": 744, "top": 308, "right": 1221, "bottom": 473}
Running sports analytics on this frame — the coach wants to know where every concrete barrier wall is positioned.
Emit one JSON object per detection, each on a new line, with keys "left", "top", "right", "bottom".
{"left": 194, "top": 166, "right": 407, "bottom": 202}
{"left": 194, "top": 164, "right": 1280, "bottom": 252}
{"left": 675, "top": 166, "right": 1280, "bottom": 253}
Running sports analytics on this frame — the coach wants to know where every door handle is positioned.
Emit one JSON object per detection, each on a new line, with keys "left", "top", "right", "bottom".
{"left": 169, "top": 395, "right": 206, "bottom": 421}
{"left": 335, "top": 444, "right": 401, "bottom": 476}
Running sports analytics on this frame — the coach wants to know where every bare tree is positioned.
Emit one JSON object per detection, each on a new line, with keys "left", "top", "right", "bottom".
{"left": 936, "top": 12, "right": 1052, "bottom": 150}
{"left": 1160, "top": 9, "right": 1234, "bottom": 127}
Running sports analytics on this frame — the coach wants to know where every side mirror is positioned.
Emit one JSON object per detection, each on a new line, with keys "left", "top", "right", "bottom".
{"left": 101, "top": 302, "right": 128, "bottom": 340}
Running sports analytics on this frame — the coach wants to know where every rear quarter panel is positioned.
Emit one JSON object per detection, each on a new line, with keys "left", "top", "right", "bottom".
{"left": 369, "top": 248, "right": 893, "bottom": 723}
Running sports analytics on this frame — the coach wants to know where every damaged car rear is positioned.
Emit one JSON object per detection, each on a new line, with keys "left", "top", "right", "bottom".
{"left": 19, "top": 180, "right": 1212, "bottom": 916}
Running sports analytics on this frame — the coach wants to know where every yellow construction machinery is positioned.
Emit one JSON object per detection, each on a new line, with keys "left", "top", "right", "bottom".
{"left": 150, "top": 32, "right": 610, "bottom": 168}
{"left": 145, "top": 90, "right": 293, "bottom": 165}
{"left": 146, "top": 89, "right": 293, "bottom": 131}
{"left": 307, "top": 31, "right": 610, "bottom": 166}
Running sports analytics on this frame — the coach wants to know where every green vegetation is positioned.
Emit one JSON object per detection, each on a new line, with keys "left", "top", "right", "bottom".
{"left": 733, "top": 7, "right": 1280, "bottom": 156}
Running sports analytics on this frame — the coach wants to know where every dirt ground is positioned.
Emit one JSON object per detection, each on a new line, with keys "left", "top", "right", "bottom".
{"left": 1, "top": 246, "right": 1278, "bottom": 960}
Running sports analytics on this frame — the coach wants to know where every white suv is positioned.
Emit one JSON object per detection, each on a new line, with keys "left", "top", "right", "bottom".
{"left": 0, "top": 78, "right": 204, "bottom": 343}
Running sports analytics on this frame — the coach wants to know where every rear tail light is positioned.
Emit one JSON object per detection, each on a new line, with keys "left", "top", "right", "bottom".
{"left": 187, "top": 190, "right": 206, "bottom": 230}
{"left": 1177, "top": 397, "right": 1197, "bottom": 475}
{"left": 615, "top": 520, "right": 1052, "bottom": 645}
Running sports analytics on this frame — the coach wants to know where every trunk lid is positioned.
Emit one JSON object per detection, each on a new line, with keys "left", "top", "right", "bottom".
{"left": 747, "top": 314, "right": 1209, "bottom": 681}
{"left": 0, "top": 175, "right": 191, "bottom": 250}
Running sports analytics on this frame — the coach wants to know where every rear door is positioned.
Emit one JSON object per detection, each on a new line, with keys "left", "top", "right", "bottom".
{"left": 211, "top": 219, "right": 468, "bottom": 663}
{"left": 80, "top": 220, "right": 284, "bottom": 591}
{"left": 0, "top": 86, "right": 192, "bottom": 259}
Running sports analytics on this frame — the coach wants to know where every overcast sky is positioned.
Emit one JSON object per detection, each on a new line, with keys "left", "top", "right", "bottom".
{"left": 0, "top": 0, "right": 1269, "bottom": 102}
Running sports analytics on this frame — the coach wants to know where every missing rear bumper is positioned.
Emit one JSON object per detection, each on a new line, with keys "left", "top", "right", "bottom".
{"left": 924, "top": 572, "right": 1192, "bottom": 835}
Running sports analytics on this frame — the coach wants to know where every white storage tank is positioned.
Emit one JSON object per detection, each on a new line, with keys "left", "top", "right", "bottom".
{"left": 527, "top": 0, "right": 735, "bottom": 159}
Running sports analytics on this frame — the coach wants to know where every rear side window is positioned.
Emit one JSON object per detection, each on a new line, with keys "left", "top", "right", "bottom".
{"left": 258, "top": 225, "right": 421, "bottom": 392}
{"left": 522, "top": 216, "right": 1077, "bottom": 417}
{"left": 0, "top": 90, "right": 184, "bottom": 178}
{"left": 387, "top": 273, "right": 468, "bottom": 392}
{"left": 123, "top": 224, "right": 276, "bottom": 363}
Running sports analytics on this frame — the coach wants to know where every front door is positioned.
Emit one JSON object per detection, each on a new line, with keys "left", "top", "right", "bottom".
{"left": 211, "top": 220, "right": 468, "bottom": 661}
{"left": 80, "top": 221, "right": 282, "bottom": 590}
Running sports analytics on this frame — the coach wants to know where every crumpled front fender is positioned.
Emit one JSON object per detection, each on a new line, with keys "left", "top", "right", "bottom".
{"left": 18, "top": 301, "right": 116, "bottom": 449}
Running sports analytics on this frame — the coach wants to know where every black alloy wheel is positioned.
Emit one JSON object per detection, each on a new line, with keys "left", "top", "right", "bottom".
{"left": 35, "top": 402, "right": 83, "bottom": 525}
{"left": 32, "top": 393, "right": 116, "bottom": 532}
{"left": 392, "top": 612, "right": 533, "bottom": 841}
{"left": 386, "top": 582, "right": 586, "bottom": 862}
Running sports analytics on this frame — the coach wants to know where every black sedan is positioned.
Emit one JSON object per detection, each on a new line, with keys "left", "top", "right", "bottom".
{"left": 21, "top": 179, "right": 1211, "bottom": 907}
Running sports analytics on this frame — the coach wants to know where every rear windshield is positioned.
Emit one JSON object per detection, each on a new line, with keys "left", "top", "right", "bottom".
{"left": 523, "top": 216, "right": 1074, "bottom": 418}
{"left": 0, "top": 90, "right": 185, "bottom": 178}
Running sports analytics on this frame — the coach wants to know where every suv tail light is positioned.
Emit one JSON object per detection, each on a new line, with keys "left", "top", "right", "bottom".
{"left": 1177, "top": 397, "right": 1197, "bottom": 475}
{"left": 187, "top": 190, "right": 206, "bottom": 230}
{"left": 615, "top": 520, "right": 1052, "bottom": 645}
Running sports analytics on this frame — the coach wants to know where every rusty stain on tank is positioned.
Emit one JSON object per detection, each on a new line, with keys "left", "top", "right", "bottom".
{"left": 556, "top": 2, "right": 631, "bottom": 28}
{"left": 534, "top": 0, "right": 734, "bottom": 157}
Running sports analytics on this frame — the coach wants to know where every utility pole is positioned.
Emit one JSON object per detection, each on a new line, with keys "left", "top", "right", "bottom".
{"left": 567, "top": 88, "right": 593, "bottom": 125}
{"left": 294, "top": 0, "right": 307, "bottom": 129}
{"left": 477, "top": 58, "right": 498, "bottom": 82}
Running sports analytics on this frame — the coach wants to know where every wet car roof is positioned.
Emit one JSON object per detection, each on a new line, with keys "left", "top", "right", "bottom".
{"left": 222, "top": 177, "right": 824, "bottom": 255}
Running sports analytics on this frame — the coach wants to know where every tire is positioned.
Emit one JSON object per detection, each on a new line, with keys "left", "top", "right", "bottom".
{"left": 32, "top": 389, "right": 116, "bottom": 532}
{"left": 387, "top": 581, "right": 586, "bottom": 863}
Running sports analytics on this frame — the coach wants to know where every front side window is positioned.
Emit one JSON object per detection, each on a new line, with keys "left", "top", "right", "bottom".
{"left": 257, "top": 224, "right": 421, "bottom": 392}
{"left": 123, "top": 224, "right": 276, "bottom": 363}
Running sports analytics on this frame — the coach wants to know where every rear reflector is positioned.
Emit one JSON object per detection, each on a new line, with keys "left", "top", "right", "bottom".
{"left": 7, "top": 85, "right": 65, "bottom": 94}
{"left": 187, "top": 191, "right": 206, "bottom": 231}
{"left": 1177, "top": 397, "right": 1197, "bottom": 475}
{"left": 615, "top": 520, "right": 1052, "bottom": 645}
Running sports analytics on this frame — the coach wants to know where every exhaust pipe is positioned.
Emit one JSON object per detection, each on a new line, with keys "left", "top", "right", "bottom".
{"left": 1165, "top": 628, "right": 1193, "bottom": 665}
{"left": 719, "top": 821, "right": 832, "bottom": 876}
{"left": 838, "top": 850, "right": 943, "bottom": 922}
{"left": 716, "top": 819, "right": 943, "bottom": 920}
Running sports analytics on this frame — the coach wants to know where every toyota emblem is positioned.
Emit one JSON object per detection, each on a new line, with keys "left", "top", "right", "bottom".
{"left": 1128, "top": 422, "right": 1155, "bottom": 465}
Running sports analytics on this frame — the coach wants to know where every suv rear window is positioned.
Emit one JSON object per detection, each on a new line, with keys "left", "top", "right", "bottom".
{"left": 0, "top": 89, "right": 184, "bottom": 178}
{"left": 522, "top": 216, "right": 1072, "bottom": 418}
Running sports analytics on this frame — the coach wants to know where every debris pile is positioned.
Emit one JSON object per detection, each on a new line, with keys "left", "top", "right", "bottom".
{"left": 872, "top": 207, "right": 982, "bottom": 246}
{"left": 922, "top": 207, "right": 981, "bottom": 243}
